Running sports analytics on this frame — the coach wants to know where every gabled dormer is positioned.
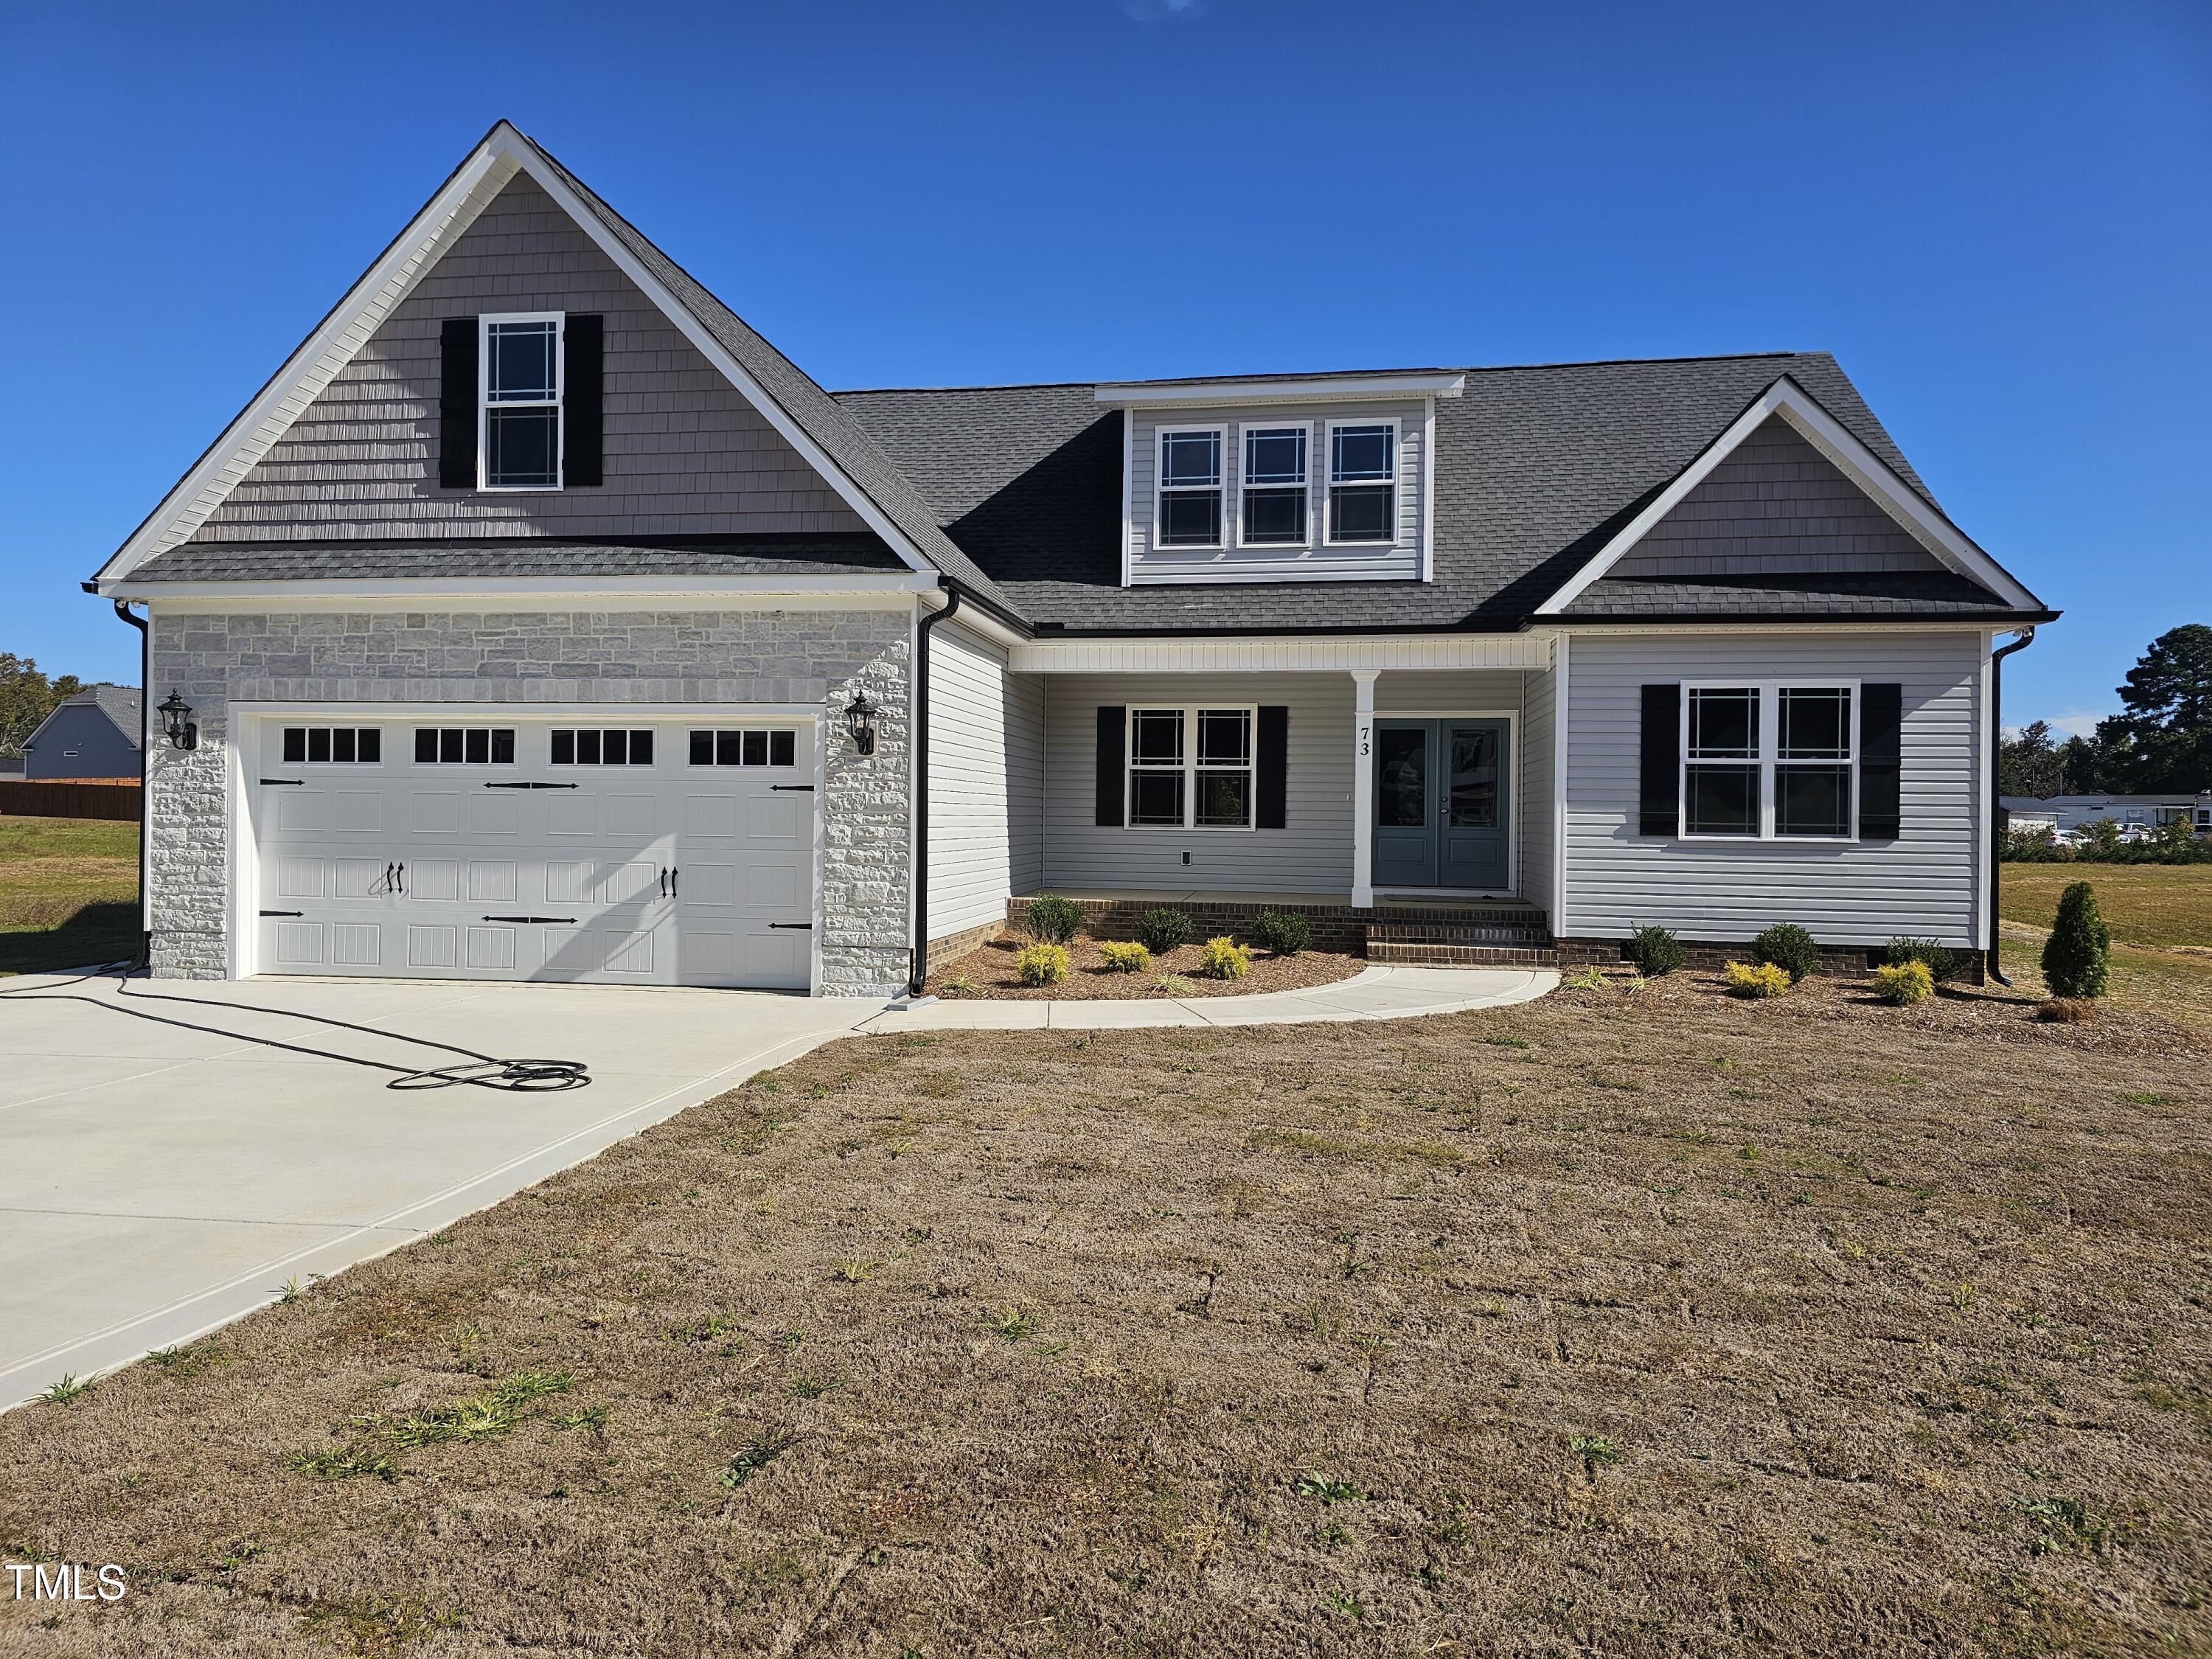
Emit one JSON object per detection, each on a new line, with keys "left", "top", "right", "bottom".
{"left": 1096, "top": 371, "right": 1464, "bottom": 586}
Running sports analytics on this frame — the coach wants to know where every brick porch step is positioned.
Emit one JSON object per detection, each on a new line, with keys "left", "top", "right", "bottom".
{"left": 1365, "top": 918, "right": 1559, "bottom": 969}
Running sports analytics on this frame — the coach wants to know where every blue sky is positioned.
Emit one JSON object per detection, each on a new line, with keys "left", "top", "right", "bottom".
{"left": 2, "top": 0, "right": 2205, "bottom": 731}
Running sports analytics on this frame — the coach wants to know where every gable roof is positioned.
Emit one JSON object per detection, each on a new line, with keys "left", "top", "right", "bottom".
{"left": 24, "top": 684, "right": 141, "bottom": 751}
{"left": 94, "top": 122, "right": 1020, "bottom": 622}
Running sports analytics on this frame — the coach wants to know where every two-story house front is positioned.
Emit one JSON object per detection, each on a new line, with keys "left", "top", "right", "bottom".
{"left": 91, "top": 123, "right": 2054, "bottom": 998}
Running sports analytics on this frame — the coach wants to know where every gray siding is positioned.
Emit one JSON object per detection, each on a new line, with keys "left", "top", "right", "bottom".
{"left": 927, "top": 623, "right": 1036, "bottom": 939}
{"left": 1518, "top": 662, "right": 1557, "bottom": 917}
{"left": 1126, "top": 403, "right": 1425, "bottom": 585}
{"left": 1009, "top": 672, "right": 1046, "bottom": 897}
{"left": 24, "top": 706, "right": 141, "bottom": 780}
{"left": 1611, "top": 417, "right": 1941, "bottom": 580}
{"left": 190, "top": 174, "right": 869, "bottom": 544}
{"left": 1045, "top": 675, "right": 1355, "bottom": 894}
{"left": 1562, "top": 631, "right": 1986, "bottom": 947}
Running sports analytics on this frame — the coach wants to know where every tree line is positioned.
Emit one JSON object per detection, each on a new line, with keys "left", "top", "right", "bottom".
{"left": 0, "top": 654, "right": 86, "bottom": 759}
{"left": 2000, "top": 625, "right": 2212, "bottom": 798}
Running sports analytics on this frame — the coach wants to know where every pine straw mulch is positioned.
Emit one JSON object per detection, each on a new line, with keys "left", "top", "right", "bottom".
{"left": 1, "top": 971, "right": 2207, "bottom": 1657}
{"left": 925, "top": 931, "right": 1367, "bottom": 999}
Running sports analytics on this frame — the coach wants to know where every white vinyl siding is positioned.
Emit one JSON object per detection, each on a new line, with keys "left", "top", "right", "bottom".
{"left": 928, "top": 624, "right": 1043, "bottom": 940}
{"left": 1561, "top": 631, "right": 1984, "bottom": 947}
{"left": 1125, "top": 400, "right": 1425, "bottom": 585}
{"left": 1517, "top": 663, "right": 1557, "bottom": 917}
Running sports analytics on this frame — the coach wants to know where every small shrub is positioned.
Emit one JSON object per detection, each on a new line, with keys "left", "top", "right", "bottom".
{"left": 2038, "top": 997, "right": 2096, "bottom": 1023}
{"left": 1624, "top": 925, "right": 1686, "bottom": 977}
{"left": 1724, "top": 960, "right": 1792, "bottom": 999}
{"left": 1197, "top": 936, "right": 1251, "bottom": 979}
{"left": 2041, "top": 881, "right": 2110, "bottom": 999}
{"left": 1023, "top": 894, "right": 1083, "bottom": 945}
{"left": 1871, "top": 960, "right": 1934, "bottom": 1005}
{"left": 1137, "top": 907, "right": 1193, "bottom": 954}
{"left": 1098, "top": 940, "right": 1152, "bottom": 973}
{"left": 1562, "top": 967, "right": 1607, "bottom": 990}
{"left": 1885, "top": 936, "right": 1961, "bottom": 983}
{"left": 1154, "top": 974, "right": 1194, "bottom": 996}
{"left": 1252, "top": 910, "right": 1315, "bottom": 956}
{"left": 1015, "top": 943, "right": 1069, "bottom": 986}
{"left": 939, "top": 973, "right": 975, "bottom": 996}
{"left": 1751, "top": 923, "right": 1819, "bottom": 983}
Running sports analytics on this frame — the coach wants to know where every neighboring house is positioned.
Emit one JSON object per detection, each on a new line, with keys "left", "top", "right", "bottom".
{"left": 21, "top": 684, "right": 141, "bottom": 780}
{"left": 2001, "top": 794, "right": 2212, "bottom": 837}
{"left": 91, "top": 123, "right": 2055, "bottom": 997}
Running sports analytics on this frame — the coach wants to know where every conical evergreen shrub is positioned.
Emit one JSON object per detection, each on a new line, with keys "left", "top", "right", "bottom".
{"left": 2041, "top": 880, "right": 2110, "bottom": 999}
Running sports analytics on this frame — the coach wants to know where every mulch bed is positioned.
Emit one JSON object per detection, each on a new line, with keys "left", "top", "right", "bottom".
{"left": 925, "top": 931, "right": 1368, "bottom": 999}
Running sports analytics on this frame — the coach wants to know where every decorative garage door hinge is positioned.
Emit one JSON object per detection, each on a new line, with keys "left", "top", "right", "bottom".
{"left": 259, "top": 909, "right": 305, "bottom": 917}
{"left": 768, "top": 922, "right": 815, "bottom": 930}
{"left": 484, "top": 781, "right": 580, "bottom": 790}
{"left": 770, "top": 784, "right": 815, "bottom": 792}
{"left": 480, "top": 915, "right": 579, "bottom": 925}
{"left": 259, "top": 777, "right": 304, "bottom": 786}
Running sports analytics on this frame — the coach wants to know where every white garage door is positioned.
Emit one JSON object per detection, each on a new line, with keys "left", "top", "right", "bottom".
{"left": 250, "top": 717, "right": 817, "bottom": 990}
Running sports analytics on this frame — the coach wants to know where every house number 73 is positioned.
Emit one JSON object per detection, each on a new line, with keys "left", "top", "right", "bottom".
{"left": 1357, "top": 723, "right": 1371, "bottom": 757}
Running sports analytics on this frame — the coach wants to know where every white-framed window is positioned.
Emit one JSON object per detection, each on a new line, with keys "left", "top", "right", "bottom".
{"left": 687, "top": 728, "right": 799, "bottom": 768}
{"left": 1155, "top": 426, "right": 1225, "bottom": 548}
{"left": 1681, "top": 682, "right": 1857, "bottom": 840}
{"left": 414, "top": 727, "right": 517, "bottom": 765}
{"left": 1127, "top": 706, "right": 1254, "bottom": 830}
{"left": 282, "top": 726, "right": 382, "bottom": 764}
{"left": 552, "top": 728, "right": 654, "bottom": 765}
{"left": 1326, "top": 420, "right": 1397, "bottom": 545}
{"left": 1238, "top": 423, "right": 1310, "bottom": 547}
{"left": 480, "top": 313, "right": 563, "bottom": 490}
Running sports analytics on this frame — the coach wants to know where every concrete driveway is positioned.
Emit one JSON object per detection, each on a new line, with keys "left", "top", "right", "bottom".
{"left": 0, "top": 973, "right": 875, "bottom": 1406}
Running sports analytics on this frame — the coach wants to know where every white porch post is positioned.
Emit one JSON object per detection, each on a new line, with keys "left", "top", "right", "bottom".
{"left": 1351, "top": 669, "right": 1378, "bottom": 908}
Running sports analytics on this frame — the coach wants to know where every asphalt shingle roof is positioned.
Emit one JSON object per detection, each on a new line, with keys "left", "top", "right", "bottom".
{"left": 128, "top": 536, "right": 904, "bottom": 582}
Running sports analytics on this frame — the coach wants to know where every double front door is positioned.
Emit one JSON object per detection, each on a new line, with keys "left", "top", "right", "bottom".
{"left": 1372, "top": 718, "right": 1510, "bottom": 891}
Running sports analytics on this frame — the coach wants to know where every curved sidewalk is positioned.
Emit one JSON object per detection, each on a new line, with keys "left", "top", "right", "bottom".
{"left": 859, "top": 963, "right": 1557, "bottom": 1032}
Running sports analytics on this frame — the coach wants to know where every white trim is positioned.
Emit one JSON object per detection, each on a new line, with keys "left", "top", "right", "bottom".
{"left": 1351, "top": 670, "right": 1378, "bottom": 908}
{"left": 1234, "top": 420, "right": 1314, "bottom": 552}
{"left": 1677, "top": 678, "right": 1862, "bottom": 842}
{"left": 476, "top": 311, "right": 565, "bottom": 491}
{"left": 1534, "top": 376, "right": 2042, "bottom": 615}
{"left": 99, "top": 122, "right": 947, "bottom": 586}
{"left": 1096, "top": 372, "right": 1466, "bottom": 406}
{"left": 1121, "top": 704, "right": 1259, "bottom": 832}
{"left": 1009, "top": 633, "right": 1551, "bottom": 674}
{"left": 1119, "top": 406, "right": 1133, "bottom": 588}
{"left": 1978, "top": 630, "right": 1994, "bottom": 951}
{"left": 1321, "top": 417, "right": 1402, "bottom": 551}
{"left": 1420, "top": 397, "right": 1437, "bottom": 583}
{"left": 1152, "top": 423, "right": 1227, "bottom": 552}
{"left": 1551, "top": 633, "right": 1569, "bottom": 933}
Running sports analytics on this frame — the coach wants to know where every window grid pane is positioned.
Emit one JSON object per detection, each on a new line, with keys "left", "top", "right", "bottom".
{"left": 1196, "top": 771, "right": 1250, "bottom": 828}
{"left": 1777, "top": 764, "right": 1852, "bottom": 837}
{"left": 1197, "top": 710, "right": 1251, "bottom": 766}
{"left": 1779, "top": 688, "right": 1851, "bottom": 759}
{"left": 1685, "top": 764, "right": 1760, "bottom": 836}
{"left": 1244, "top": 428, "right": 1307, "bottom": 485}
{"left": 1131, "top": 711, "right": 1184, "bottom": 768}
{"left": 1130, "top": 771, "right": 1185, "bottom": 827}
{"left": 1161, "top": 431, "right": 1221, "bottom": 487}
{"left": 1688, "top": 688, "right": 1760, "bottom": 759}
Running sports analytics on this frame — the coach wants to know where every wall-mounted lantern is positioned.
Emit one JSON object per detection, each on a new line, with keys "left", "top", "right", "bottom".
{"left": 843, "top": 691, "right": 880, "bottom": 757}
{"left": 157, "top": 689, "right": 198, "bottom": 751}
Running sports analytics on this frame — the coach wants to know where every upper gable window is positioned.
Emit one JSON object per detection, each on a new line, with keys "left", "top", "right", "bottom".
{"left": 1240, "top": 426, "right": 1309, "bottom": 546}
{"left": 481, "top": 314, "right": 563, "bottom": 490}
{"left": 1327, "top": 422, "right": 1396, "bottom": 543}
{"left": 1157, "top": 428, "right": 1224, "bottom": 547}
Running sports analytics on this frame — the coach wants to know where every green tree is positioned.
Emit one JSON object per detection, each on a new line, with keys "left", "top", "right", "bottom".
{"left": 1997, "top": 719, "right": 2069, "bottom": 798}
{"left": 0, "top": 654, "right": 86, "bottom": 757}
{"left": 2093, "top": 625, "right": 2212, "bottom": 793}
{"left": 2041, "top": 881, "right": 2110, "bottom": 1000}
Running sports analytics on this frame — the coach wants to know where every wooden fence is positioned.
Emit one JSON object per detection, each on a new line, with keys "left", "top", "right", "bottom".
{"left": 0, "top": 779, "right": 143, "bottom": 821}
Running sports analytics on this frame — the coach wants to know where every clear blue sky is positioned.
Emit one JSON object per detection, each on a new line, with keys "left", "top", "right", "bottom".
{"left": 4, "top": 0, "right": 2205, "bottom": 732}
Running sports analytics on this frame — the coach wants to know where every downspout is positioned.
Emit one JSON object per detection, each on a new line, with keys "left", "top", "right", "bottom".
{"left": 908, "top": 588, "right": 962, "bottom": 998}
{"left": 105, "top": 594, "right": 152, "bottom": 970}
{"left": 1987, "top": 626, "right": 2037, "bottom": 987}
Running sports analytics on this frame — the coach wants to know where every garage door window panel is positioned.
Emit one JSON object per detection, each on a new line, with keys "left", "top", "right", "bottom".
{"left": 414, "top": 727, "right": 516, "bottom": 765}
{"left": 552, "top": 728, "right": 654, "bottom": 765}
{"left": 689, "top": 728, "right": 799, "bottom": 768}
{"left": 283, "top": 726, "right": 382, "bottom": 765}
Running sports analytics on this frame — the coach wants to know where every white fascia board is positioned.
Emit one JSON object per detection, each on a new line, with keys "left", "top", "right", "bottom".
{"left": 1007, "top": 632, "right": 1548, "bottom": 674}
{"left": 1533, "top": 377, "right": 2042, "bottom": 616}
{"left": 100, "top": 122, "right": 945, "bottom": 588}
{"left": 1549, "top": 619, "right": 1997, "bottom": 637}
{"left": 1094, "top": 372, "right": 1466, "bottom": 407}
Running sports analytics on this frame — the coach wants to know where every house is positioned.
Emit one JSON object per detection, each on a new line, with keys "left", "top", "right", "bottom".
{"left": 2001, "top": 794, "right": 2211, "bottom": 837}
{"left": 21, "top": 684, "right": 141, "bottom": 780}
{"left": 89, "top": 122, "right": 2055, "bottom": 997}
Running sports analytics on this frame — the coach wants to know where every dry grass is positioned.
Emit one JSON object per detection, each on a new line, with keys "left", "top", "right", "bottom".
{"left": 2000, "top": 862, "right": 2212, "bottom": 951}
{"left": 0, "top": 815, "right": 139, "bottom": 973}
{"left": 4, "top": 970, "right": 2207, "bottom": 1655}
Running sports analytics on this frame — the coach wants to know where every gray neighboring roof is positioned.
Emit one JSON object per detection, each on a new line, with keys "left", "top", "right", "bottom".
{"left": 128, "top": 536, "right": 907, "bottom": 582}
{"left": 27, "top": 684, "right": 141, "bottom": 750}
{"left": 522, "top": 136, "right": 1022, "bottom": 623}
{"left": 834, "top": 353, "right": 2039, "bottom": 633}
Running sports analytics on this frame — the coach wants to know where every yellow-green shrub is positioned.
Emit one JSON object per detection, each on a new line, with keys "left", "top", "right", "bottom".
{"left": 1723, "top": 959, "right": 1791, "bottom": 999}
{"left": 1197, "top": 936, "right": 1251, "bottom": 979}
{"left": 1098, "top": 940, "right": 1151, "bottom": 974}
{"left": 1015, "top": 943, "right": 1069, "bottom": 986}
{"left": 1871, "top": 960, "right": 1933, "bottom": 1005}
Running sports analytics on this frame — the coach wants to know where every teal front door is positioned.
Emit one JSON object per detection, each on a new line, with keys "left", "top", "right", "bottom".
{"left": 1371, "top": 719, "right": 1509, "bottom": 891}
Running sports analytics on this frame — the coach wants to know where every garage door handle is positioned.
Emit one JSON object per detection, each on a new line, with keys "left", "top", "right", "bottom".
{"left": 481, "top": 915, "right": 578, "bottom": 925}
{"left": 771, "top": 784, "right": 815, "bottom": 792}
{"left": 260, "top": 909, "right": 305, "bottom": 917}
{"left": 260, "top": 777, "right": 304, "bottom": 786}
{"left": 769, "top": 922, "right": 813, "bottom": 930}
{"left": 484, "top": 781, "right": 580, "bottom": 790}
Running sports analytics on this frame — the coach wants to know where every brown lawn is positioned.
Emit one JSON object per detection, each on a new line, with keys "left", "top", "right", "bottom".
{"left": 1, "top": 973, "right": 2207, "bottom": 1656}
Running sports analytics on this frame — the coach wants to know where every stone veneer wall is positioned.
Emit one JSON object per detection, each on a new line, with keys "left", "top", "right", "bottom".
{"left": 145, "top": 606, "right": 914, "bottom": 996}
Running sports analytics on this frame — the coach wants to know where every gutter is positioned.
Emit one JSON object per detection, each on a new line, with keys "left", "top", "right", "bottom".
{"left": 1986, "top": 627, "right": 2038, "bottom": 987}
{"left": 91, "top": 585, "right": 151, "bottom": 970}
{"left": 907, "top": 588, "right": 962, "bottom": 997}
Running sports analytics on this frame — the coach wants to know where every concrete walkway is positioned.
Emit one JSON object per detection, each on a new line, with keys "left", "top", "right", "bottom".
{"left": 860, "top": 963, "right": 1557, "bottom": 1032}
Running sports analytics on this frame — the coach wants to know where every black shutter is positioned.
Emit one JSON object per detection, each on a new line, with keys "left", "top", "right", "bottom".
{"left": 1859, "top": 682, "right": 1903, "bottom": 841}
{"left": 1256, "top": 706, "right": 1288, "bottom": 830}
{"left": 1638, "top": 684, "right": 1680, "bottom": 836}
{"left": 563, "top": 314, "right": 604, "bottom": 487}
{"left": 1095, "top": 706, "right": 1125, "bottom": 827}
{"left": 437, "top": 319, "right": 478, "bottom": 489}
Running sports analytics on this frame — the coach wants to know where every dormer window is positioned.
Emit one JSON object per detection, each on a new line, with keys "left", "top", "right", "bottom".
{"left": 1240, "top": 426, "right": 1310, "bottom": 546}
{"left": 481, "top": 314, "right": 563, "bottom": 489}
{"left": 1157, "top": 428, "right": 1223, "bottom": 547}
{"left": 1327, "top": 422, "right": 1396, "bottom": 543}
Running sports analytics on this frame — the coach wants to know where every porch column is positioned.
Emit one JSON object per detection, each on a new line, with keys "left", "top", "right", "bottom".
{"left": 1351, "top": 669, "right": 1378, "bottom": 907}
